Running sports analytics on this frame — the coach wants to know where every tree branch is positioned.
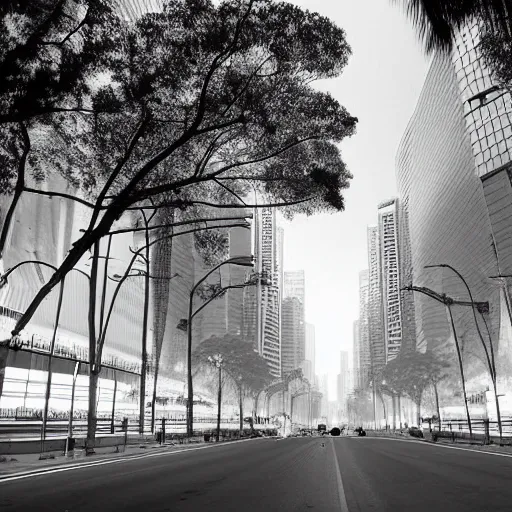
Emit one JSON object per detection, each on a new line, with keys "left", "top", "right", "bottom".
{"left": 220, "top": 56, "right": 272, "bottom": 118}
{"left": 87, "top": 106, "right": 150, "bottom": 231}
{"left": 0, "top": 123, "right": 30, "bottom": 257}
{"left": 39, "top": 8, "right": 90, "bottom": 46}
{"left": 213, "top": 179, "right": 247, "bottom": 206}
{"left": 133, "top": 136, "right": 319, "bottom": 202}
{"left": 127, "top": 197, "right": 315, "bottom": 211}
{"left": 108, "top": 215, "right": 251, "bottom": 235}
{"left": 24, "top": 187, "right": 96, "bottom": 209}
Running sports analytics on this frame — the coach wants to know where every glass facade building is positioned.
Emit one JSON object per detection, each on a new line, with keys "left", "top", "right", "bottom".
{"left": 395, "top": 49, "right": 504, "bottom": 385}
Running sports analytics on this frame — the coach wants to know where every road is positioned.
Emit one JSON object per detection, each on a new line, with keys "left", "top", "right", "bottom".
{"left": 2, "top": 436, "right": 512, "bottom": 510}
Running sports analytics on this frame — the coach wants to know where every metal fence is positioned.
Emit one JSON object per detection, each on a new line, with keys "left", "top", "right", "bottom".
{"left": 0, "top": 414, "right": 277, "bottom": 439}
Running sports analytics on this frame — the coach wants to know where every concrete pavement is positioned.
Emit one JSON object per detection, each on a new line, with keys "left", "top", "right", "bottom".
{"left": 2, "top": 436, "right": 512, "bottom": 510}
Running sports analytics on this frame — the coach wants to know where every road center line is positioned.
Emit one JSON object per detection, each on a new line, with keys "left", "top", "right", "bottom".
{"left": 331, "top": 439, "right": 349, "bottom": 512}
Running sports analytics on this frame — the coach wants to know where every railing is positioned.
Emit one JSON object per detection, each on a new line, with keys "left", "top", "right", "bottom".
{"left": 0, "top": 414, "right": 279, "bottom": 439}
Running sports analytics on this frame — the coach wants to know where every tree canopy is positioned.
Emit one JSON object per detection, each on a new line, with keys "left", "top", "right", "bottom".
{"left": 193, "top": 334, "right": 273, "bottom": 396}
{"left": 380, "top": 350, "right": 450, "bottom": 406}
{"left": 2, "top": 0, "right": 358, "bottom": 338}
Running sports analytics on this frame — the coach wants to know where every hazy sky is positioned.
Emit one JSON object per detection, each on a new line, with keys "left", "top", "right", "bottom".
{"left": 282, "top": 0, "right": 430, "bottom": 397}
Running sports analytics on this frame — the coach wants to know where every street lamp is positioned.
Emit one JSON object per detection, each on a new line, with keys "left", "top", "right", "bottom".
{"left": 208, "top": 353, "right": 224, "bottom": 442}
{"left": 107, "top": 270, "right": 180, "bottom": 434}
{"left": 402, "top": 284, "right": 473, "bottom": 435}
{"left": 425, "top": 263, "right": 502, "bottom": 440}
{"left": 183, "top": 255, "right": 254, "bottom": 437}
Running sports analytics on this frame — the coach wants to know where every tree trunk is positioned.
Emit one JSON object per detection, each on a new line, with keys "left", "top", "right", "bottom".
{"left": 0, "top": 124, "right": 29, "bottom": 260}
{"left": 447, "top": 304, "right": 472, "bottom": 435}
{"left": 433, "top": 382, "right": 441, "bottom": 431}
{"left": 11, "top": 201, "right": 122, "bottom": 338}
{"left": 392, "top": 394, "right": 396, "bottom": 430}
{"left": 416, "top": 394, "right": 422, "bottom": 427}
{"left": 187, "top": 296, "right": 194, "bottom": 437}
{"left": 86, "top": 370, "right": 99, "bottom": 453}
{"left": 378, "top": 393, "right": 386, "bottom": 429}
{"left": 151, "top": 364, "right": 159, "bottom": 434}
{"left": 239, "top": 386, "right": 243, "bottom": 438}
{"left": 216, "top": 366, "right": 222, "bottom": 442}
{"left": 86, "top": 243, "right": 100, "bottom": 455}
{"left": 0, "top": 343, "right": 9, "bottom": 403}
{"left": 139, "top": 221, "right": 150, "bottom": 434}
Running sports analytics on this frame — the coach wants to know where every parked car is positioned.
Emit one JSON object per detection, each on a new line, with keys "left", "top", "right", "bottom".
{"left": 408, "top": 426, "right": 424, "bottom": 438}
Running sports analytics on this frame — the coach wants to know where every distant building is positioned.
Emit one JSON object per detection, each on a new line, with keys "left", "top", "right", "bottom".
{"left": 358, "top": 269, "right": 372, "bottom": 385}
{"left": 280, "top": 270, "right": 306, "bottom": 376}
{"left": 337, "top": 351, "right": 349, "bottom": 415}
{"left": 378, "top": 199, "right": 402, "bottom": 362}
{"left": 284, "top": 270, "right": 305, "bottom": 305}
{"left": 318, "top": 374, "right": 329, "bottom": 420}
{"left": 281, "top": 297, "right": 305, "bottom": 375}
{"left": 305, "top": 323, "right": 316, "bottom": 382}
{"left": 367, "top": 227, "right": 385, "bottom": 374}
{"left": 257, "top": 208, "right": 281, "bottom": 377}
{"left": 352, "top": 320, "right": 360, "bottom": 388}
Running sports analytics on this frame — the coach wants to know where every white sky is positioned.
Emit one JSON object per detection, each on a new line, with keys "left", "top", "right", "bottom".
{"left": 282, "top": 0, "right": 430, "bottom": 398}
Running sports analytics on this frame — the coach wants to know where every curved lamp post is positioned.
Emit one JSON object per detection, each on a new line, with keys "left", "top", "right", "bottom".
{"left": 425, "top": 264, "right": 502, "bottom": 440}
{"left": 403, "top": 284, "right": 473, "bottom": 435}
{"left": 181, "top": 255, "right": 254, "bottom": 437}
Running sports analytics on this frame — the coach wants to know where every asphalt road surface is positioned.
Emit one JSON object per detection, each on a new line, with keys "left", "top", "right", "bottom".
{"left": 2, "top": 436, "right": 512, "bottom": 511}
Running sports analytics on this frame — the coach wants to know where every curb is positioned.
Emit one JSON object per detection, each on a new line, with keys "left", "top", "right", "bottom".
{"left": 0, "top": 436, "right": 263, "bottom": 482}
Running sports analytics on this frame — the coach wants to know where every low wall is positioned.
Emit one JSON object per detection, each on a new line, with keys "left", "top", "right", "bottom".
{"left": 0, "top": 433, "right": 154, "bottom": 455}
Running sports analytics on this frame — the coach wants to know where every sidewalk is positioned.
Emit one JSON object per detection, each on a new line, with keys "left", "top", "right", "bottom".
{"left": 0, "top": 441, "right": 179, "bottom": 477}
{"left": 0, "top": 436, "right": 264, "bottom": 479}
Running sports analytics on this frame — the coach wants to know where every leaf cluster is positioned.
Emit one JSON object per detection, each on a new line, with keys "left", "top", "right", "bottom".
{"left": 192, "top": 334, "right": 273, "bottom": 396}
{"left": 378, "top": 350, "right": 450, "bottom": 405}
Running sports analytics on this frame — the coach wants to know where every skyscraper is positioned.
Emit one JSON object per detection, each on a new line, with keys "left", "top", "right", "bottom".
{"left": 358, "top": 269, "right": 371, "bottom": 386}
{"left": 281, "top": 270, "right": 306, "bottom": 377}
{"left": 305, "top": 323, "right": 316, "bottom": 382}
{"left": 281, "top": 297, "right": 305, "bottom": 375}
{"left": 395, "top": 45, "right": 506, "bottom": 374}
{"left": 337, "top": 351, "right": 349, "bottom": 415}
{"left": 257, "top": 208, "right": 281, "bottom": 378}
{"left": 318, "top": 374, "right": 329, "bottom": 420}
{"left": 352, "top": 320, "right": 360, "bottom": 388}
{"left": 367, "top": 227, "right": 385, "bottom": 374}
{"left": 284, "top": 271, "right": 305, "bottom": 305}
{"left": 378, "top": 198, "right": 402, "bottom": 362}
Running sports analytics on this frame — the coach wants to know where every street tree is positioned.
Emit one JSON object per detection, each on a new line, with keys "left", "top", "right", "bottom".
{"left": 193, "top": 334, "right": 273, "bottom": 436}
{"left": 4, "top": 0, "right": 357, "bottom": 343}
{"left": 382, "top": 350, "right": 450, "bottom": 426}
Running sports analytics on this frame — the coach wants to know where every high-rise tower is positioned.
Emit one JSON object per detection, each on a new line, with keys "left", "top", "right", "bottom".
{"left": 378, "top": 199, "right": 402, "bottom": 362}
{"left": 358, "top": 269, "right": 371, "bottom": 385}
{"left": 367, "top": 227, "right": 385, "bottom": 374}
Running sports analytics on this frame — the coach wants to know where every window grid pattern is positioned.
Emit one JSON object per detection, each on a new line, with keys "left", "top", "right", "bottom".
{"left": 378, "top": 200, "right": 403, "bottom": 362}
{"left": 452, "top": 21, "right": 512, "bottom": 178}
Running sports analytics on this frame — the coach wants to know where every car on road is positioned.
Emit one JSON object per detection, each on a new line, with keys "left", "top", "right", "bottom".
{"left": 408, "top": 426, "right": 424, "bottom": 438}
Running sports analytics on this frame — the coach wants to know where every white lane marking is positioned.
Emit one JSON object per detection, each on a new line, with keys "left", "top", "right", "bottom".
{"left": 331, "top": 438, "right": 349, "bottom": 512}
{"left": 0, "top": 438, "right": 262, "bottom": 484}
{"left": 352, "top": 436, "right": 512, "bottom": 458}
